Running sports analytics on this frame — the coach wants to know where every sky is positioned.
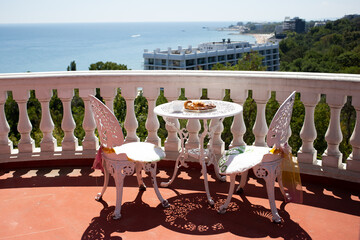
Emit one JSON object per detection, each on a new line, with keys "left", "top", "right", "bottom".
{"left": 0, "top": 0, "right": 359, "bottom": 24}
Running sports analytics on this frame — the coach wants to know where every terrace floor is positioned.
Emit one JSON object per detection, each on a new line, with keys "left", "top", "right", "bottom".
{"left": 1, "top": 161, "right": 359, "bottom": 240}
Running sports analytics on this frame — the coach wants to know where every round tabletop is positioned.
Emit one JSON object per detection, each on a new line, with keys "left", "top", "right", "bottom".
{"left": 154, "top": 100, "right": 243, "bottom": 120}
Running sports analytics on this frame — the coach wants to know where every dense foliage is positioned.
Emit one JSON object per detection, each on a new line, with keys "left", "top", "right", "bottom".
{"left": 212, "top": 52, "right": 266, "bottom": 71}
{"left": 280, "top": 17, "right": 360, "bottom": 73}
{"left": 89, "top": 61, "right": 128, "bottom": 70}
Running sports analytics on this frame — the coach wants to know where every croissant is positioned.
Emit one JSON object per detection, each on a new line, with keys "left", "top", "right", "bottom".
{"left": 184, "top": 100, "right": 195, "bottom": 110}
{"left": 184, "top": 100, "right": 216, "bottom": 110}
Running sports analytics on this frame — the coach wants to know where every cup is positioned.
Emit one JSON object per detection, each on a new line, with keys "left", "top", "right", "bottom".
{"left": 172, "top": 100, "right": 183, "bottom": 112}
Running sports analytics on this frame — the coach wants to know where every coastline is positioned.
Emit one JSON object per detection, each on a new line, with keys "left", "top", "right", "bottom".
{"left": 228, "top": 32, "right": 274, "bottom": 44}
{"left": 248, "top": 33, "right": 274, "bottom": 44}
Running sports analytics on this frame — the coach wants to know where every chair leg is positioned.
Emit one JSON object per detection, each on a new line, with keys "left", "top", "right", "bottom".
{"left": 112, "top": 170, "right": 126, "bottom": 220}
{"left": 218, "top": 174, "right": 236, "bottom": 214}
{"left": 236, "top": 170, "right": 248, "bottom": 194}
{"left": 106, "top": 160, "right": 135, "bottom": 220}
{"left": 95, "top": 159, "right": 109, "bottom": 201}
{"left": 145, "top": 162, "right": 170, "bottom": 208}
{"left": 135, "top": 162, "right": 146, "bottom": 191}
{"left": 263, "top": 165, "right": 282, "bottom": 223}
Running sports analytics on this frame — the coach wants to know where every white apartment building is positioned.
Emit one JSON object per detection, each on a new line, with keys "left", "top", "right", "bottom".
{"left": 143, "top": 39, "right": 280, "bottom": 71}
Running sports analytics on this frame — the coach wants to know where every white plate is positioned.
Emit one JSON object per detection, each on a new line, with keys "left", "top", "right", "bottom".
{"left": 184, "top": 108, "right": 217, "bottom": 113}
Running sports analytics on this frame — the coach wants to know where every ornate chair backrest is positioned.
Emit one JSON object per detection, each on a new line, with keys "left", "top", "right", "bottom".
{"left": 266, "top": 91, "right": 296, "bottom": 148}
{"left": 89, "top": 95, "right": 124, "bottom": 148}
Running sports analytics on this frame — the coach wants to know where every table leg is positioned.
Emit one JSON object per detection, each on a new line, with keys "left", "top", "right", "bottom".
{"left": 160, "top": 118, "right": 189, "bottom": 187}
{"left": 218, "top": 174, "right": 236, "bottom": 214}
{"left": 160, "top": 152, "right": 183, "bottom": 187}
{"left": 200, "top": 120, "right": 214, "bottom": 206}
{"left": 200, "top": 158, "right": 215, "bottom": 206}
{"left": 209, "top": 118, "right": 226, "bottom": 182}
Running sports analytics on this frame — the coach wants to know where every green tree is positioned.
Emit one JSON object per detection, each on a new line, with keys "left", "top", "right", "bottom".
{"left": 212, "top": 52, "right": 266, "bottom": 71}
{"left": 89, "top": 61, "right": 128, "bottom": 70}
{"left": 67, "top": 61, "right": 76, "bottom": 71}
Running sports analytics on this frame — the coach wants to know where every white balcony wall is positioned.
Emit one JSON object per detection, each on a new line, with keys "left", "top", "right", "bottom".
{"left": 0, "top": 71, "right": 359, "bottom": 183}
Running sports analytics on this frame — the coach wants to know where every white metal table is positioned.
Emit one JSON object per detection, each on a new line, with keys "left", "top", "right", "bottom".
{"left": 154, "top": 100, "right": 243, "bottom": 205}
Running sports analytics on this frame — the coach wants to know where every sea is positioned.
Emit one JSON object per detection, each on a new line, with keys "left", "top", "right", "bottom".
{"left": 0, "top": 22, "right": 255, "bottom": 73}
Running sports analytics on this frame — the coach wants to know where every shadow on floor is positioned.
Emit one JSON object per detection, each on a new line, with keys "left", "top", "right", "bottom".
{"left": 81, "top": 190, "right": 162, "bottom": 240}
{"left": 81, "top": 189, "right": 312, "bottom": 240}
{"left": 1, "top": 166, "right": 359, "bottom": 220}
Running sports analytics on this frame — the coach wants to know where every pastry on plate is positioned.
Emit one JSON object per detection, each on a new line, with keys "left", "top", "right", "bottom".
{"left": 184, "top": 100, "right": 216, "bottom": 110}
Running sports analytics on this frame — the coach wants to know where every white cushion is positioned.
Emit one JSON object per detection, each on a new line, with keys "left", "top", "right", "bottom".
{"left": 218, "top": 146, "right": 271, "bottom": 175}
{"left": 113, "top": 142, "right": 165, "bottom": 162}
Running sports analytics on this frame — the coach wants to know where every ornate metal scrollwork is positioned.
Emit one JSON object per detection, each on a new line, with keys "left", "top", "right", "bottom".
{"left": 89, "top": 97, "right": 124, "bottom": 148}
{"left": 144, "top": 162, "right": 156, "bottom": 173}
{"left": 253, "top": 161, "right": 281, "bottom": 180}
{"left": 267, "top": 92, "right": 295, "bottom": 146}
{"left": 122, "top": 164, "right": 135, "bottom": 176}
{"left": 254, "top": 166, "right": 268, "bottom": 178}
{"left": 106, "top": 159, "right": 135, "bottom": 177}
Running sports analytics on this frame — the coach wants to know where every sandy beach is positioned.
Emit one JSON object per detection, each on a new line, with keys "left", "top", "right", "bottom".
{"left": 228, "top": 32, "right": 275, "bottom": 44}
{"left": 250, "top": 33, "right": 275, "bottom": 44}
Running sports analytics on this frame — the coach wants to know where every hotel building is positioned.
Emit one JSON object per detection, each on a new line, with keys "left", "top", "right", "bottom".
{"left": 143, "top": 39, "right": 280, "bottom": 71}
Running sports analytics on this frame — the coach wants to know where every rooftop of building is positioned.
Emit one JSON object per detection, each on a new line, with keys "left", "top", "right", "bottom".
{"left": 144, "top": 39, "right": 276, "bottom": 55}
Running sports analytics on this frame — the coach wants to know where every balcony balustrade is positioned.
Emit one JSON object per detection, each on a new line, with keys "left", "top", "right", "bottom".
{"left": 0, "top": 70, "right": 359, "bottom": 183}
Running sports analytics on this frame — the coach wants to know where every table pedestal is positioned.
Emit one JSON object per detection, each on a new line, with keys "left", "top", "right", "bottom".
{"left": 161, "top": 117, "right": 225, "bottom": 205}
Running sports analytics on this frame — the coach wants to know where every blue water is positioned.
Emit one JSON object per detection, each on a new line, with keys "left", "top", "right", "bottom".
{"left": 0, "top": 22, "right": 255, "bottom": 73}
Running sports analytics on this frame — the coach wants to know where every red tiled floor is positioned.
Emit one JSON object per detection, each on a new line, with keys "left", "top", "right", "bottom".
{"left": 1, "top": 163, "right": 359, "bottom": 240}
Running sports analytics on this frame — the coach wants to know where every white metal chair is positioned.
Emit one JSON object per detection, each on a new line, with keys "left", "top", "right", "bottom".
{"left": 89, "top": 95, "right": 169, "bottom": 220}
{"left": 217, "top": 91, "right": 301, "bottom": 223}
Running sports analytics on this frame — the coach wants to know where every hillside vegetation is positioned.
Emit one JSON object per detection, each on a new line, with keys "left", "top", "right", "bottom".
{"left": 280, "top": 16, "right": 360, "bottom": 73}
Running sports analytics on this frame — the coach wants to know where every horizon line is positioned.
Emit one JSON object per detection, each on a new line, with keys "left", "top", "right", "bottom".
{"left": 0, "top": 17, "right": 342, "bottom": 25}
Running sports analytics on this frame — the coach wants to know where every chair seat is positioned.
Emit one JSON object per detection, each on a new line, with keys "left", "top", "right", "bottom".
{"left": 113, "top": 142, "right": 165, "bottom": 162}
{"left": 218, "top": 146, "right": 271, "bottom": 175}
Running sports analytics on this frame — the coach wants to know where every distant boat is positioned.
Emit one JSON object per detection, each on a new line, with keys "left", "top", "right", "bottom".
{"left": 131, "top": 34, "right": 141, "bottom": 38}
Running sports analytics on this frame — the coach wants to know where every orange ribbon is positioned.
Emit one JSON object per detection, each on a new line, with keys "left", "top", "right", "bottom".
{"left": 270, "top": 143, "right": 303, "bottom": 204}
